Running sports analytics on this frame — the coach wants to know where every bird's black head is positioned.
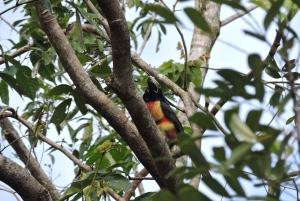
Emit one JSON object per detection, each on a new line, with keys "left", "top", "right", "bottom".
{"left": 147, "top": 76, "right": 160, "bottom": 92}
{"left": 143, "top": 76, "right": 164, "bottom": 102}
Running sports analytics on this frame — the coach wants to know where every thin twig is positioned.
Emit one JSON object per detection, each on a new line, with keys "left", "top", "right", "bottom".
{"left": 221, "top": 4, "right": 259, "bottom": 27}
{"left": 189, "top": 94, "right": 229, "bottom": 136}
{"left": 137, "top": 12, "right": 157, "bottom": 56}
{"left": 0, "top": 0, "right": 37, "bottom": 16}
{"left": 160, "top": 0, "right": 188, "bottom": 90}
{"left": 123, "top": 168, "right": 149, "bottom": 201}
{"left": 0, "top": 108, "right": 92, "bottom": 171}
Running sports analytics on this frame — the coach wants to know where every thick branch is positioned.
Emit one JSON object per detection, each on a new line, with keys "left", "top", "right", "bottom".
{"left": 97, "top": 0, "right": 178, "bottom": 193}
{"left": 0, "top": 155, "right": 52, "bottom": 201}
{"left": 33, "top": 0, "right": 165, "bottom": 192}
{"left": 0, "top": 117, "right": 60, "bottom": 200}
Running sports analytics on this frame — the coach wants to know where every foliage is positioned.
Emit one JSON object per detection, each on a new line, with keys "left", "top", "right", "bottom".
{"left": 0, "top": 0, "right": 299, "bottom": 200}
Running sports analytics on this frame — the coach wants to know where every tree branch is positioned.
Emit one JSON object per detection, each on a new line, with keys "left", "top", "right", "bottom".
{"left": 123, "top": 168, "right": 149, "bottom": 201}
{"left": 221, "top": 4, "right": 259, "bottom": 27}
{"left": 0, "top": 155, "right": 52, "bottom": 201}
{"left": 0, "top": 116, "right": 60, "bottom": 200}
{"left": 33, "top": 0, "right": 167, "bottom": 193}
{"left": 0, "top": 108, "right": 92, "bottom": 171}
{"left": 97, "top": 0, "right": 178, "bottom": 193}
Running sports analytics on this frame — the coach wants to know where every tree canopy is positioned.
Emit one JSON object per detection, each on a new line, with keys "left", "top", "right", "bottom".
{"left": 0, "top": 0, "right": 299, "bottom": 200}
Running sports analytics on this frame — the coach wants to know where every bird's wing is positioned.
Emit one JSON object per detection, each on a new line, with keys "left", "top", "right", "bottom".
{"left": 160, "top": 101, "right": 184, "bottom": 133}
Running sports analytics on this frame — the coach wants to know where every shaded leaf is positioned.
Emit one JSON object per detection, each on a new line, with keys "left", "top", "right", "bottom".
{"left": 229, "top": 114, "right": 257, "bottom": 142}
{"left": 145, "top": 4, "right": 177, "bottom": 23}
{"left": 103, "top": 174, "right": 131, "bottom": 191}
{"left": 189, "top": 112, "right": 217, "bottom": 131}
{"left": 264, "top": 0, "right": 283, "bottom": 30}
{"left": 265, "top": 67, "right": 281, "bottom": 78}
{"left": 41, "top": 0, "right": 53, "bottom": 13}
{"left": 152, "top": 189, "right": 178, "bottom": 201}
{"left": 0, "top": 80, "right": 9, "bottom": 105}
{"left": 50, "top": 99, "right": 72, "bottom": 125}
{"left": 202, "top": 176, "right": 230, "bottom": 198}
{"left": 177, "top": 184, "right": 210, "bottom": 201}
{"left": 184, "top": 8, "right": 211, "bottom": 32}
{"left": 48, "top": 84, "right": 73, "bottom": 96}
{"left": 0, "top": 72, "right": 27, "bottom": 97}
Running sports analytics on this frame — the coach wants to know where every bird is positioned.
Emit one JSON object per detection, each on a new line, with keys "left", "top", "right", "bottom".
{"left": 143, "top": 76, "right": 184, "bottom": 146}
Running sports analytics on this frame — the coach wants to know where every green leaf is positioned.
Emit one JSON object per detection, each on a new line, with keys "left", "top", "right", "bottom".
{"left": 202, "top": 176, "right": 230, "bottom": 198}
{"left": 177, "top": 134, "right": 209, "bottom": 170}
{"left": 282, "top": 59, "right": 296, "bottom": 72}
{"left": 264, "top": 0, "right": 284, "bottom": 30}
{"left": 41, "top": 0, "right": 53, "bottom": 14}
{"left": 145, "top": 4, "right": 177, "bottom": 23}
{"left": 265, "top": 67, "right": 281, "bottom": 78}
{"left": 224, "top": 174, "right": 245, "bottom": 196}
{"left": 267, "top": 56, "right": 280, "bottom": 71}
{"left": 244, "top": 30, "right": 266, "bottom": 41}
{"left": 77, "top": 7, "right": 104, "bottom": 37}
{"left": 248, "top": 54, "right": 263, "bottom": 79}
{"left": 83, "top": 118, "right": 93, "bottom": 141}
{"left": 227, "top": 142, "right": 252, "bottom": 165}
{"left": 286, "top": 116, "right": 295, "bottom": 125}
{"left": 0, "top": 72, "right": 27, "bottom": 97}
{"left": 292, "top": 0, "right": 300, "bottom": 7}
{"left": 48, "top": 84, "right": 73, "bottom": 96}
{"left": 178, "top": 184, "right": 210, "bottom": 201}
{"left": 0, "top": 80, "right": 9, "bottom": 104}
{"left": 16, "top": 66, "right": 38, "bottom": 100}
{"left": 50, "top": 99, "right": 72, "bottom": 125}
{"left": 184, "top": 8, "right": 211, "bottom": 32}
{"left": 103, "top": 174, "right": 131, "bottom": 191}
{"left": 190, "top": 66, "right": 202, "bottom": 87}
{"left": 213, "top": 147, "right": 226, "bottom": 162}
{"left": 246, "top": 110, "right": 262, "bottom": 132}
{"left": 39, "top": 63, "right": 55, "bottom": 82}
{"left": 152, "top": 189, "right": 178, "bottom": 201}
{"left": 5, "top": 55, "right": 23, "bottom": 70}
{"left": 72, "top": 91, "right": 88, "bottom": 115}
{"left": 229, "top": 114, "right": 257, "bottom": 142}
{"left": 132, "top": 192, "right": 156, "bottom": 201}
{"left": 58, "top": 187, "right": 81, "bottom": 201}
{"left": 189, "top": 112, "right": 217, "bottom": 131}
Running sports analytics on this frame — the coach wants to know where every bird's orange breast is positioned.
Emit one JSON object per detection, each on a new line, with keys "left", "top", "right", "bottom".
{"left": 145, "top": 101, "right": 164, "bottom": 121}
{"left": 146, "top": 101, "right": 176, "bottom": 138}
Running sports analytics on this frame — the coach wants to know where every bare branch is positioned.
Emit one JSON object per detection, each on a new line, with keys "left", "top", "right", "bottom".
{"left": 33, "top": 0, "right": 167, "bottom": 193}
{"left": 0, "top": 42, "right": 35, "bottom": 65}
{"left": 97, "top": 0, "right": 178, "bottom": 193}
{"left": 137, "top": 12, "right": 157, "bottom": 57}
{"left": 221, "top": 4, "right": 259, "bottom": 27}
{"left": 0, "top": 155, "right": 53, "bottom": 201}
{"left": 160, "top": 0, "right": 188, "bottom": 90}
{"left": 0, "top": 0, "right": 37, "bottom": 16}
{"left": 0, "top": 108, "right": 92, "bottom": 171}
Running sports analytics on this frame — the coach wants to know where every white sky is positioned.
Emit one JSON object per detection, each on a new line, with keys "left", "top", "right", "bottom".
{"left": 0, "top": 0, "right": 299, "bottom": 200}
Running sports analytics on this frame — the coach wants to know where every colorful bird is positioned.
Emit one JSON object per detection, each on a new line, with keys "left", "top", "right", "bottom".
{"left": 143, "top": 76, "right": 184, "bottom": 145}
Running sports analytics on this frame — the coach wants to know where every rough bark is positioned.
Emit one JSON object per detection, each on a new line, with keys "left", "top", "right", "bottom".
{"left": 34, "top": 0, "right": 176, "bottom": 193}
{"left": 0, "top": 117, "right": 60, "bottom": 200}
{"left": 0, "top": 155, "right": 52, "bottom": 201}
{"left": 176, "top": 0, "right": 221, "bottom": 188}
{"left": 97, "top": 0, "right": 178, "bottom": 193}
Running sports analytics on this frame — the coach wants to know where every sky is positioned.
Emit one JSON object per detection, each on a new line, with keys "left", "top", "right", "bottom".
{"left": 0, "top": 0, "right": 300, "bottom": 200}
